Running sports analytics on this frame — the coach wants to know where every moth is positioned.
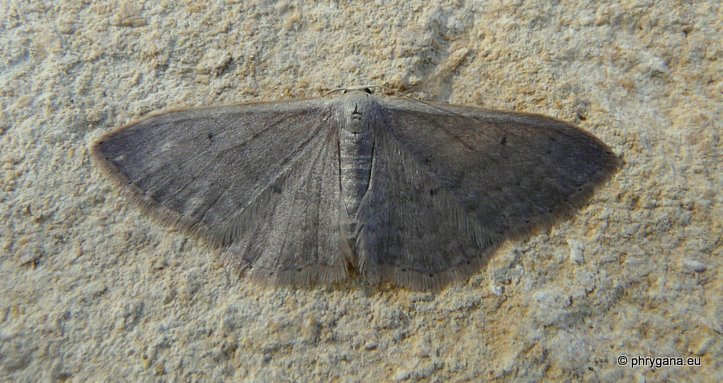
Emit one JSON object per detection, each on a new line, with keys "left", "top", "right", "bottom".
{"left": 91, "top": 88, "right": 618, "bottom": 290}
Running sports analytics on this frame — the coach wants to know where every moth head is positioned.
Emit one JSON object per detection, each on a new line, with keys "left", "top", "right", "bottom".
{"left": 342, "top": 87, "right": 373, "bottom": 95}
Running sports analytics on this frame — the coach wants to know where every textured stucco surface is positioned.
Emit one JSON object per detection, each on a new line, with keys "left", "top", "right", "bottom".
{"left": 1, "top": 1, "right": 720, "bottom": 382}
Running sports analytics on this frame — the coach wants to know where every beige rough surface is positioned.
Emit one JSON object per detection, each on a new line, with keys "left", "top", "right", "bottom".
{"left": 1, "top": 1, "right": 720, "bottom": 382}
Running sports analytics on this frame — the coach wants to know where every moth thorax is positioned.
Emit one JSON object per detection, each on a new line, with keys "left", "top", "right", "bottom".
{"left": 338, "top": 98, "right": 375, "bottom": 217}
